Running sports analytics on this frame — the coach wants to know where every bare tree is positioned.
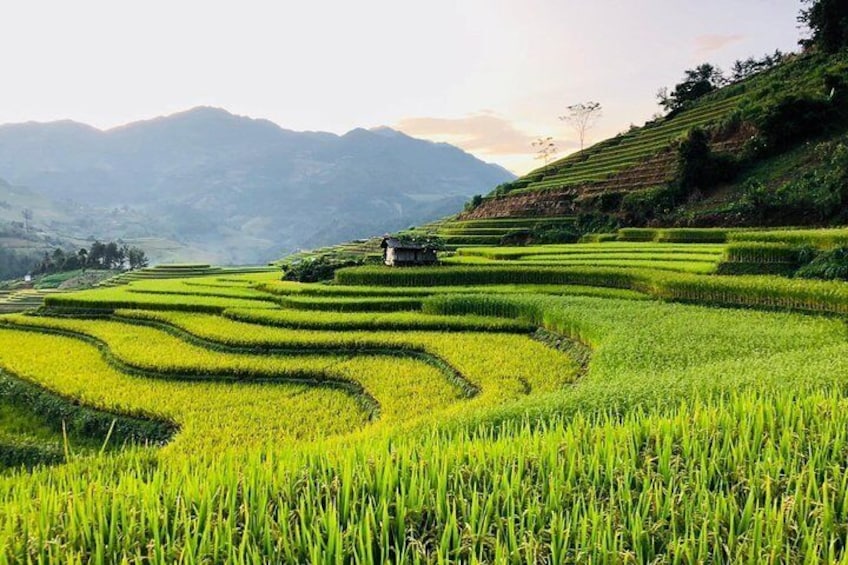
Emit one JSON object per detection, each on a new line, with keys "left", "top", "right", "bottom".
{"left": 21, "top": 208, "right": 33, "bottom": 233}
{"left": 559, "top": 101, "right": 603, "bottom": 155}
{"left": 532, "top": 136, "right": 557, "bottom": 169}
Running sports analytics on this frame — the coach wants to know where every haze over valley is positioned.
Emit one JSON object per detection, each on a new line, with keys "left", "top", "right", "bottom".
{"left": 0, "top": 107, "right": 513, "bottom": 264}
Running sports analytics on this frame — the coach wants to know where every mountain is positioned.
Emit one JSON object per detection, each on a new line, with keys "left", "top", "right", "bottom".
{"left": 0, "top": 108, "right": 513, "bottom": 264}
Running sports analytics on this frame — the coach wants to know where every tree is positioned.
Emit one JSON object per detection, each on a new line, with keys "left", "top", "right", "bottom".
{"left": 88, "top": 241, "right": 106, "bottom": 268}
{"left": 657, "top": 64, "right": 727, "bottom": 114}
{"left": 730, "top": 50, "right": 786, "bottom": 82}
{"left": 51, "top": 248, "right": 66, "bottom": 271}
{"left": 127, "top": 247, "right": 149, "bottom": 270}
{"left": 559, "top": 101, "right": 603, "bottom": 154}
{"left": 532, "top": 136, "right": 557, "bottom": 169}
{"left": 799, "top": 0, "right": 848, "bottom": 53}
{"left": 464, "top": 194, "right": 484, "bottom": 212}
{"left": 77, "top": 248, "right": 88, "bottom": 272}
{"left": 103, "top": 241, "right": 120, "bottom": 269}
{"left": 21, "top": 209, "right": 33, "bottom": 233}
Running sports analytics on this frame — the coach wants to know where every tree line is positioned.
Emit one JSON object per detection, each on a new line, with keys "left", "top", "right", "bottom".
{"left": 32, "top": 241, "right": 149, "bottom": 275}
{"left": 658, "top": 0, "right": 847, "bottom": 115}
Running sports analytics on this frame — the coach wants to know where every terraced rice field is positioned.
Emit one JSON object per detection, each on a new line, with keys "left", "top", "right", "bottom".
{"left": 446, "top": 242, "right": 726, "bottom": 274}
{"left": 4, "top": 237, "right": 848, "bottom": 562}
{"left": 396, "top": 216, "right": 579, "bottom": 250}
{"left": 508, "top": 95, "right": 745, "bottom": 194}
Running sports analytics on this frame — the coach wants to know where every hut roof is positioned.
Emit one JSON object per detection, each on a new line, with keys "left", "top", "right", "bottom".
{"left": 380, "top": 237, "right": 426, "bottom": 250}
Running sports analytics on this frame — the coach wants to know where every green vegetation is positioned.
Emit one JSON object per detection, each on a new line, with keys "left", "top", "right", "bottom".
{"left": 3, "top": 252, "right": 848, "bottom": 560}
{"left": 452, "top": 46, "right": 848, "bottom": 235}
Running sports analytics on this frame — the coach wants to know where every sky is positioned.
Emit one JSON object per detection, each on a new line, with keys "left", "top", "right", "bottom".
{"left": 0, "top": 0, "right": 804, "bottom": 174}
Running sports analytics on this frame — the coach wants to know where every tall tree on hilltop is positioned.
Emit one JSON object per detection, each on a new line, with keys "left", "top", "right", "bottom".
{"left": 559, "top": 101, "right": 603, "bottom": 155}
{"left": 657, "top": 64, "right": 727, "bottom": 114}
{"left": 799, "top": 0, "right": 848, "bottom": 53}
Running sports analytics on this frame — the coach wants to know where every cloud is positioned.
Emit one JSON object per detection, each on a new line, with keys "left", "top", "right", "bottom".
{"left": 395, "top": 113, "right": 536, "bottom": 156}
{"left": 694, "top": 34, "right": 746, "bottom": 56}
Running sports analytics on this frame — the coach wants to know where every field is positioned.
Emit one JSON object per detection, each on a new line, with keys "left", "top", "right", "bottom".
{"left": 3, "top": 236, "right": 848, "bottom": 562}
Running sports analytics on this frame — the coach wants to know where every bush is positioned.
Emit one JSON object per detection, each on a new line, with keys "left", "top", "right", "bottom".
{"left": 677, "top": 127, "right": 739, "bottom": 192}
{"left": 574, "top": 212, "right": 619, "bottom": 235}
{"left": 796, "top": 247, "right": 848, "bottom": 280}
{"left": 283, "top": 255, "right": 365, "bottom": 283}
{"left": 527, "top": 223, "right": 580, "bottom": 245}
{"left": 755, "top": 95, "right": 834, "bottom": 154}
{"left": 498, "top": 229, "right": 532, "bottom": 246}
{"left": 620, "top": 186, "right": 680, "bottom": 224}
{"left": 734, "top": 142, "right": 848, "bottom": 224}
{"left": 464, "top": 195, "right": 483, "bottom": 212}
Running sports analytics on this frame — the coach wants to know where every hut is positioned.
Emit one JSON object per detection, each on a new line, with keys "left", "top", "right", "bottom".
{"left": 380, "top": 237, "right": 438, "bottom": 267}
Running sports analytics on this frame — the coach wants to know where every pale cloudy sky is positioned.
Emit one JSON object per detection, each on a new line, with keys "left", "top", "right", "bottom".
{"left": 0, "top": 0, "right": 803, "bottom": 174}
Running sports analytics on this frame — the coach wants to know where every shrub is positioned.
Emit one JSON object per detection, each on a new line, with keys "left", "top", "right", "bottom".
{"left": 795, "top": 247, "right": 848, "bottom": 280}
{"left": 464, "top": 194, "right": 483, "bottom": 212}
{"left": 620, "top": 186, "right": 680, "bottom": 224}
{"left": 755, "top": 95, "right": 834, "bottom": 154}
{"left": 283, "top": 255, "right": 365, "bottom": 283}
{"left": 734, "top": 142, "right": 848, "bottom": 224}
{"left": 527, "top": 223, "right": 580, "bottom": 245}
{"left": 676, "top": 127, "right": 739, "bottom": 192}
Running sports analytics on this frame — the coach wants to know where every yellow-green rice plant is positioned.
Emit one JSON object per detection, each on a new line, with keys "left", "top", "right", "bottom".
{"left": 0, "top": 328, "right": 367, "bottom": 454}
{"left": 222, "top": 308, "right": 533, "bottom": 332}
{"left": 104, "top": 310, "right": 580, "bottom": 404}
{"left": 44, "top": 287, "right": 279, "bottom": 313}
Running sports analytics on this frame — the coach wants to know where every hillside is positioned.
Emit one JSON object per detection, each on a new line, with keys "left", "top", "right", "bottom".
{"left": 459, "top": 51, "right": 848, "bottom": 231}
{"left": 0, "top": 108, "right": 514, "bottom": 264}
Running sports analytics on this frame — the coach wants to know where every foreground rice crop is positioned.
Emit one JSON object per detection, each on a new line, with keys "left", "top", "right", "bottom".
{"left": 3, "top": 238, "right": 848, "bottom": 561}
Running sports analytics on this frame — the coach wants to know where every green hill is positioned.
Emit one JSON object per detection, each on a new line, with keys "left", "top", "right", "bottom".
{"left": 459, "top": 51, "right": 848, "bottom": 231}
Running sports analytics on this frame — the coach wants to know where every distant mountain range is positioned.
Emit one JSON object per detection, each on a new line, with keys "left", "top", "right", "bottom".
{"left": 0, "top": 107, "right": 513, "bottom": 264}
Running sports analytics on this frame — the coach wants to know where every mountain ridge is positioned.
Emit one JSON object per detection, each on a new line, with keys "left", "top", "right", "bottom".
{"left": 0, "top": 107, "right": 514, "bottom": 264}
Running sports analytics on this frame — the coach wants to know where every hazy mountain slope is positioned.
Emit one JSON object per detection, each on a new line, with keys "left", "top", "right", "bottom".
{"left": 0, "top": 108, "right": 513, "bottom": 264}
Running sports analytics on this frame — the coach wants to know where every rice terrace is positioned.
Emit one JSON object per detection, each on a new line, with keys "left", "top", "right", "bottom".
{"left": 3, "top": 0, "right": 848, "bottom": 563}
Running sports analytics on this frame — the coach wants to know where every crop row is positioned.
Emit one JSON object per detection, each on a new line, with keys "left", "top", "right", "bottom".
{"left": 443, "top": 255, "right": 718, "bottom": 274}
{"left": 722, "top": 242, "right": 803, "bottom": 264}
{"left": 1, "top": 312, "right": 579, "bottom": 444}
{"left": 275, "top": 295, "right": 425, "bottom": 312}
{"left": 45, "top": 287, "right": 279, "bottom": 313}
{"left": 256, "top": 280, "right": 650, "bottom": 301}
{"left": 337, "top": 264, "right": 848, "bottom": 315}
{"left": 108, "top": 310, "right": 578, "bottom": 404}
{"left": 729, "top": 227, "right": 848, "bottom": 249}
{"left": 455, "top": 242, "right": 727, "bottom": 259}
{"left": 222, "top": 308, "right": 534, "bottom": 333}
{"left": 568, "top": 226, "right": 848, "bottom": 248}
{"left": 618, "top": 227, "right": 732, "bottom": 243}
{"left": 0, "top": 327, "right": 368, "bottom": 453}
{"left": 0, "top": 316, "right": 475, "bottom": 431}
